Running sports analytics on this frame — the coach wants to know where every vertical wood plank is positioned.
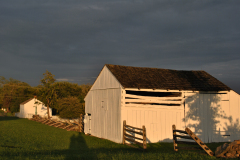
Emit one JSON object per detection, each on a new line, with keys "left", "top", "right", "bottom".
{"left": 172, "top": 124, "right": 178, "bottom": 151}
{"left": 123, "top": 120, "right": 126, "bottom": 144}
{"left": 143, "top": 125, "right": 147, "bottom": 149}
{"left": 79, "top": 114, "right": 82, "bottom": 132}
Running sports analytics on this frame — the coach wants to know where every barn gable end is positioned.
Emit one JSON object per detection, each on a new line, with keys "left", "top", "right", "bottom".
{"left": 84, "top": 66, "right": 122, "bottom": 143}
{"left": 90, "top": 65, "right": 123, "bottom": 91}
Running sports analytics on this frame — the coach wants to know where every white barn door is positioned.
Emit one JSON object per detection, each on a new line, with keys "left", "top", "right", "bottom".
{"left": 84, "top": 114, "right": 91, "bottom": 134}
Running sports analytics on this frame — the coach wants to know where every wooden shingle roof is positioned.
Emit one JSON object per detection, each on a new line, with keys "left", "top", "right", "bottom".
{"left": 20, "top": 98, "right": 34, "bottom": 105}
{"left": 106, "top": 64, "right": 231, "bottom": 91}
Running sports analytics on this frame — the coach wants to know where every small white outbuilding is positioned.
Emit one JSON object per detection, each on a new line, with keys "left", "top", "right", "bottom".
{"left": 15, "top": 97, "right": 52, "bottom": 118}
{"left": 84, "top": 64, "right": 240, "bottom": 143}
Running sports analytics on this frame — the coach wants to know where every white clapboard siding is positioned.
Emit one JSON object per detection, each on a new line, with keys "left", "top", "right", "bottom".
{"left": 125, "top": 94, "right": 182, "bottom": 100}
{"left": 87, "top": 88, "right": 122, "bottom": 143}
{"left": 121, "top": 106, "right": 185, "bottom": 143}
{"left": 84, "top": 65, "right": 123, "bottom": 143}
{"left": 184, "top": 91, "right": 240, "bottom": 143}
{"left": 125, "top": 93, "right": 183, "bottom": 105}
{"left": 91, "top": 66, "right": 122, "bottom": 90}
{"left": 125, "top": 88, "right": 184, "bottom": 92}
{"left": 124, "top": 104, "right": 183, "bottom": 109}
{"left": 125, "top": 100, "right": 183, "bottom": 105}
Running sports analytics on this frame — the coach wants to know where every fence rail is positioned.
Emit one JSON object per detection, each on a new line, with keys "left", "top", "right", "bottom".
{"left": 172, "top": 124, "right": 214, "bottom": 156}
{"left": 123, "top": 120, "right": 147, "bottom": 150}
{"left": 30, "top": 114, "right": 84, "bottom": 132}
{"left": 79, "top": 114, "right": 84, "bottom": 132}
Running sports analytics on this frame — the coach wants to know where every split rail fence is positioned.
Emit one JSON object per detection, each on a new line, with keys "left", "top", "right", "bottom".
{"left": 30, "top": 114, "right": 84, "bottom": 132}
{"left": 172, "top": 124, "right": 214, "bottom": 156}
{"left": 123, "top": 120, "right": 147, "bottom": 150}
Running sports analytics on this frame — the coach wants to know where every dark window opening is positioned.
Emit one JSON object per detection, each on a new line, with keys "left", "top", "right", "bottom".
{"left": 125, "top": 102, "right": 181, "bottom": 106}
{"left": 126, "top": 90, "right": 181, "bottom": 97}
{"left": 125, "top": 90, "right": 182, "bottom": 106}
{"left": 52, "top": 108, "right": 58, "bottom": 115}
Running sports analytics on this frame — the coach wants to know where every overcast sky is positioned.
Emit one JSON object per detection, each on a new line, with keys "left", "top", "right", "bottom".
{"left": 1, "top": 0, "right": 240, "bottom": 93}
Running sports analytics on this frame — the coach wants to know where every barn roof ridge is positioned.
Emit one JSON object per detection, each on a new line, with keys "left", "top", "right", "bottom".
{"left": 105, "top": 64, "right": 231, "bottom": 91}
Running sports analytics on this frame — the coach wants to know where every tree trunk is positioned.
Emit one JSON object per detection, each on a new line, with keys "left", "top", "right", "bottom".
{"left": 47, "top": 99, "right": 50, "bottom": 119}
{"left": 47, "top": 104, "right": 50, "bottom": 119}
{"left": 6, "top": 107, "right": 10, "bottom": 113}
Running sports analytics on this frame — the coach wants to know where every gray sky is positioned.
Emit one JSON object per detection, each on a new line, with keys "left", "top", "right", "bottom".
{"left": 1, "top": 0, "right": 240, "bottom": 93}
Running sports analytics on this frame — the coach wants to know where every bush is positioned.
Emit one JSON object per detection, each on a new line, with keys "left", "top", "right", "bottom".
{"left": 57, "top": 97, "right": 84, "bottom": 119}
{"left": 7, "top": 112, "right": 14, "bottom": 116}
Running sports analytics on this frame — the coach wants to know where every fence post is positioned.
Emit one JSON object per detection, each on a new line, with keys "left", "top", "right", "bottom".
{"left": 172, "top": 124, "right": 178, "bottom": 151}
{"left": 123, "top": 120, "right": 126, "bottom": 144}
{"left": 142, "top": 125, "right": 147, "bottom": 149}
{"left": 79, "top": 114, "right": 83, "bottom": 132}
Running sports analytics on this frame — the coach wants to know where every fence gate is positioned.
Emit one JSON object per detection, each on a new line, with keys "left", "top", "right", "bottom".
{"left": 172, "top": 124, "right": 214, "bottom": 156}
{"left": 123, "top": 120, "right": 147, "bottom": 150}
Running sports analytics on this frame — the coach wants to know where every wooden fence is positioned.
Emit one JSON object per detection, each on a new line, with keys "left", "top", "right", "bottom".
{"left": 172, "top": 124, "right": 214, "bottom": 156}
{"left": 123, "top": 120, "right": 147, "bottom": 150}
{"left": 30, "top": 114, "right": 84, "bottom": 132}
{"left": 79, "top": 114, "right": 84, "bottom": 132}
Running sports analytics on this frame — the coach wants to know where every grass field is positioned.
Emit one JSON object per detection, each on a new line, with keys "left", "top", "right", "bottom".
{"left": 0, "top": 116, "right": 232, "bottom": 160}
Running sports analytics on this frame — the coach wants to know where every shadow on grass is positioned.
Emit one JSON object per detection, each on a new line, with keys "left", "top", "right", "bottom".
{"left": 0, "top": 133, "right": 223, "bottom": 160}
{"left": 0, "top": 116, "right": 19, "bottom": 121}
{"left": 0, "top": 116, "right": 224, "bottom": 159}
{"left": 65, "top": 133, "right": 98, "bottom": 160}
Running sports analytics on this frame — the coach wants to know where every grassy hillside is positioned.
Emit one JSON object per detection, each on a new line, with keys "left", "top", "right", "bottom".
{"left": 0, "top": 116, "right": 228, "bottom": 160}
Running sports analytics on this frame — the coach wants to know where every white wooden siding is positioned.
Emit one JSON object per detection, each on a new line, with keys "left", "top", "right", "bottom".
{"left": 121, "top": 90, "right": 185, "bottom": 143}
{"left": 85, "top": 91, "right": 92, "bottom": 114}
{"left": 84, "top": 65, "right": 123, "bottom": 142}
{"left": 185, "top": 91, "right": 240, "bottom": 143}
{"left": 122, "top": 105, "right": 184, "bottom": 143}
{"left": 85, "top": 89, "right": 122, "bottom": 143}
{"left": 91, "top": 66, "right": 122, "bottom": 90}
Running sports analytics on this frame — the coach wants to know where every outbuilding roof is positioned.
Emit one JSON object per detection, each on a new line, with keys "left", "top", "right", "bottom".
{"left": 106, "top": 64, "right": 231, "bottom": 91}
{"left": 20, "top": 98, "right": 34, "bottom": 105}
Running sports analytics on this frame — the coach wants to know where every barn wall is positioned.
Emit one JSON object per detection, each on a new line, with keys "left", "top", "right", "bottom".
{"left": 84, "top": 66, "right": 122, "bottom": 143}
{"left": 228, "top": 90, "right": 240, "bottom": 140}
{"left": 85, "top": 89, "right": 122, "bottom": 143}
{"left": 185, "top": 91, "right": 240, "bottom": 143}
{"left": 121, "top": 89, "right": 240, "bottom": 143}
{"left": 121, "top": 89, "right": 185, "bottom": 143}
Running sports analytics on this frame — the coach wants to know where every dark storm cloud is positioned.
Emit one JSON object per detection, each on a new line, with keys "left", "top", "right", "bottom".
{"left": 0, "top": 0, "right": 240, "bottom": 92}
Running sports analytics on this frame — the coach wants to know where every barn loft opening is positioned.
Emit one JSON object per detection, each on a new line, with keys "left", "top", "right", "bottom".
{"left": 125, "top": 90, "right": 182, "bottom": 106}
{"left": 125, "top": 90, "right": 182, "bottom": 97}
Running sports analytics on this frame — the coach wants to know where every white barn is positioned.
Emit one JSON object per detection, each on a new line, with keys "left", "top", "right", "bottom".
{"left": 15, "top": 97, "right": 52, "bottom": 118}
{"left": 84, "top": 64, "right": 240, "bottom": 143}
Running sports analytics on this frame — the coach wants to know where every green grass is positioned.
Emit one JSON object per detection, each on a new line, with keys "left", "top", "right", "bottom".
{"left": 0, "top": 116, "right": 233, "bottom": 160}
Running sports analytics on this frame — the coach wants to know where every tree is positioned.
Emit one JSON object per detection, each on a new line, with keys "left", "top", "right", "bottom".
{"left": 79, "top": 84, "right": 91, "bottom": 103}
{"left": 52, "top": 81, "right": 82, "bottom": 98}
{"left": 37, "top": 71, "right": 92, "bottom": 119}
{"left": 57, "top": 97, "right": 84, "bottom": 119}
{"left": 39, "top": 70, "right": 57, "bottom": 119}
{"left": 0, "top": 76, "right": 34, "bottom": 113}
{"left": 52, "top": 82, "right": 91, "bottom": 114}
